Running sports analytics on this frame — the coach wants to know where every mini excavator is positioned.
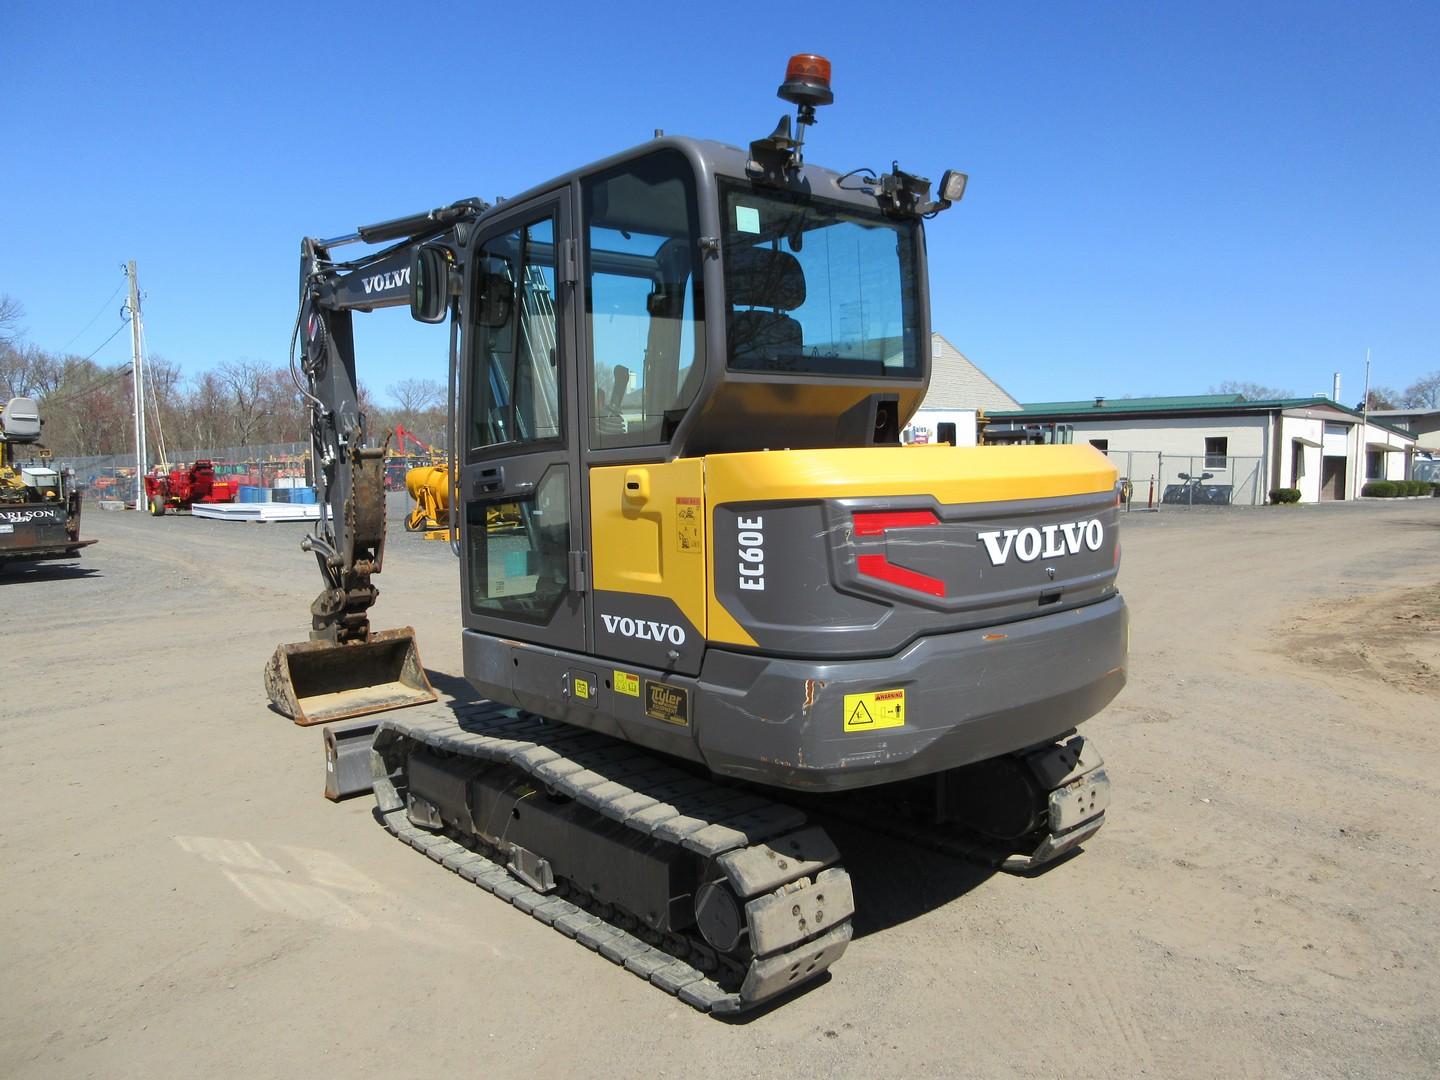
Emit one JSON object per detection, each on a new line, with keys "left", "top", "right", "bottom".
{"left": 266, "top": 56, "right": 1125, "bottom": 1013}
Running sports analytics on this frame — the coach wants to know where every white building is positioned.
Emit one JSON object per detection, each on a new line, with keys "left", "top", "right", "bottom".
{"left": 902, "top": 333, "right": 1019, "bottom": 447}
{"left": 1368, "top": 408, "right": 1440, "bottom": 483}
{"left": 985, "top": 394, "right": 1418, "bottom": 504}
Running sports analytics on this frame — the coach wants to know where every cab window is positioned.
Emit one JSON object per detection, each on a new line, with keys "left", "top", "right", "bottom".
{"left": 583, "top": 151, "right": 705, "bottom": 449}
{"left": 467, "top": 215, "right": 562, "bottom": 456}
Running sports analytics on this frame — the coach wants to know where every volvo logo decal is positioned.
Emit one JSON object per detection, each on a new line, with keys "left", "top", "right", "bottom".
{"left": 977, "top": 519, "right": 1104, "bottom": 566}
{"left": 600, "top": 613, "right": 686, "bottom": 646}
{"left": 360, "top": 267, "right": 412, "bottom": 295}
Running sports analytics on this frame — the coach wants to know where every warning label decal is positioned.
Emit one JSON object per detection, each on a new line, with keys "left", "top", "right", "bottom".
{"left": 675, "top": 496, "right": 701, "bottom": 552}
{"left": 843, "top": 688, "right": 906, "bottom": 733}
{"left": 614, "top": 670, "right": 640, "bottom": 698}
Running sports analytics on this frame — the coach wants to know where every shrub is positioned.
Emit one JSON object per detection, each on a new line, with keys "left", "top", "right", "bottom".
{"left": 1269, "top": 487, "right": 1301, "bottom": 504}
{"left": 1362, "top": 481, "right": 1396, "bottom": 497}
{"left": 1410, "top": 480, "right": 1431, "bottom": 496}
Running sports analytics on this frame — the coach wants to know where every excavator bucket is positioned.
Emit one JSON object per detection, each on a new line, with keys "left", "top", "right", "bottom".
{"left": 264, "top": 626, "right": 437, "bottom": 726}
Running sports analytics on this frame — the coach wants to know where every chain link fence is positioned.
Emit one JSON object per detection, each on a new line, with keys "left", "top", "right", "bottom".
{"left": 1111, "top": 451, "right": 1265, "bottom": 510}
{"left": 63, "top": 442, "right": 311, "bottom": 503}
{"left": 63, "top": 439, "right": 445, "bottom": 504}
{"left": 56, "top": 440, "right": 1273, "bottom": 511}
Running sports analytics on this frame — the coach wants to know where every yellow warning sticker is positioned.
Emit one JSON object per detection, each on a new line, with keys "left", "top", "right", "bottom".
{"left": 675, "top": 497, "right": 701, "bottom": 552}
{"left": 614, "top": 671, "right": 640, "bottom": 698}
{"left": 574, "top": 678, "right": 591, "bottom": 700}
{"left": 843, "top": 688, "right": 906, "bottom": 732}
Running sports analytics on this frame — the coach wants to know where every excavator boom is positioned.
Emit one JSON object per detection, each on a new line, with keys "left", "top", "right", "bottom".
{"left": 265, "top": 203, "right": 484, "bottom": 723}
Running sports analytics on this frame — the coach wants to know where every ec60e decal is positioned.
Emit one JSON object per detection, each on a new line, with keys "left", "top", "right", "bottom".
{"left": 737, "top": 514, "right": 765, "bottom": 591}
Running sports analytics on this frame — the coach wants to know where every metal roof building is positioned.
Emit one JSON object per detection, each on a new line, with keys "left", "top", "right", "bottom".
{"left": 986, "top": 394, "right": 1419, "bottom": 505}
{"left": 919, "top": 334, "right": 1019, "bottom": 413}
{"left": 902, "top": 334, "right": 1018, "bottom": 447}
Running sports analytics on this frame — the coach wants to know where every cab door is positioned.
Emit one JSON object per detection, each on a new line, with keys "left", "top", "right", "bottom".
{"left": 458, "top": 194, "right": 587, "bottom": 654}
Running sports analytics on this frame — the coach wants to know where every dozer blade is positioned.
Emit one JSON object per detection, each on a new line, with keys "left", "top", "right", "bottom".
{"left": 265, "top": 626, "right": 437, "bottom": 726}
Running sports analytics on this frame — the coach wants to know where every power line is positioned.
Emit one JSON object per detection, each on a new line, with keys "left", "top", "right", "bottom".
{"left": 39, "top": 362, "right": 135, "bottom": 408}
{"left": 81, "top": 320, "right": 128, "bottom": 362}
{"left": 59, "top": 283, "right": 125, "bottom": 353}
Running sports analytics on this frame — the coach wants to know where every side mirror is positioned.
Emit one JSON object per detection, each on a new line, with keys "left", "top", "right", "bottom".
{"left": 410, "top": 245, "right": 450, "bottom": 323}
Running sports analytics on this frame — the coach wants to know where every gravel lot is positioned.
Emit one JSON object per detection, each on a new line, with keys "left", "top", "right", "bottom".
{"left": 2, "top": 495, "right": 1437, "bottom": 1079}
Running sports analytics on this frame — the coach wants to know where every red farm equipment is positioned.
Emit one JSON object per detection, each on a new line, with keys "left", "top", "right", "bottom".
{"left": 143, "top": 460, "right": 239, "bottom": 515}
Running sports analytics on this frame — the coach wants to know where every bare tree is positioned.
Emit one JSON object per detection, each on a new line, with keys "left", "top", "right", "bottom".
{"left": 0, "top": 294, "right": 22, "bottom": 347}
{"left": 380, "top": 377, "right": 446, "bottom": 449}
{"left": 1361, "top": 386, "right": 1401, "bottom": 411}
{"left": 1213, "top": 380, "right": 1293, "bottom": 401}
{"left": 357, "top": 380, "right": 379, "bottom": 420}
{"left": 388, "top": 378, "right": 445, "bottom": 414}
{"left": 183, "top": 371, "right": 230, "bottom": 449}
{"left": 216, "top": 358, "right": 271, "bottom": 445}
{"left": 1401, "top": 371, "right": 1439, "bottom": 409}
{"left": 1, "top": 342, "right": 36, "bottom": 398}
{"left": 261, "top": 366, "right": 307, "bottom": 444}
{"left": 43, "top": 358, "right": 133, "bottom": 454}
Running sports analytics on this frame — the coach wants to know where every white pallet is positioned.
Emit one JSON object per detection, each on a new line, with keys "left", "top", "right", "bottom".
{"left": 189, "top": 502, "right": 321, "bottom": 522}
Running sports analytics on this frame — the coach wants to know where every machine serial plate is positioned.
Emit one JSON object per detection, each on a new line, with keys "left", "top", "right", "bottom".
{"left": 644, "top": 680, "right": 689, "bottom": 726}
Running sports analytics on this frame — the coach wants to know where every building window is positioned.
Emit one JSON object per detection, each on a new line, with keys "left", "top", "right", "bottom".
{"left": 1366, "top": 449, "right": 1384, "bottom": 480}
{"left": 1204, "top": 437, "right": 1228, "bottom": 469}
{"left": 1089, "top": 438, "right": 1109, "bottom": 453}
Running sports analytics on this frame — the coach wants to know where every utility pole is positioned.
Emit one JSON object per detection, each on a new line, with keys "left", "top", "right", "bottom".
{"left": 1357, "top": 348, "right": 1371, "bottom": 498}
{"left": 125, "top": 260, "right": 148, "bottom": 511}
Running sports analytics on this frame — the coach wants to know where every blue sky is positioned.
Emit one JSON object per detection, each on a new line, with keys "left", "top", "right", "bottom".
{"left": 2, "top": 1, "right": 1435, "bottom": 406}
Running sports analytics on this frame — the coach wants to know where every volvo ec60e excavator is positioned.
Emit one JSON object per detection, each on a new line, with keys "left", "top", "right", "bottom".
{"left": 265, "top": 56, "right": 1126, "bottom": 1014}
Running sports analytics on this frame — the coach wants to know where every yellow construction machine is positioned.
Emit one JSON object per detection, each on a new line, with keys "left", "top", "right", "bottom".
{"left": 266, "top": 56, "right": 1125, "bottom": 1013}
{"left": 1, "top": 397, "right": 96, "bottom": 571}
{"left": 405, "top": 461, "right": 520, "bottom": 539}
{"left": 402, "top": 462, "right": 451, "bottom": 538}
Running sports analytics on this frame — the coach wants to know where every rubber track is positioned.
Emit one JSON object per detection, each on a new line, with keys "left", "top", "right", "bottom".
{"left": 370, "top": 702, "right": 853, "bottom": 1015}
{"left": 813, "top": 794, "right": 1107, "bottom": 873}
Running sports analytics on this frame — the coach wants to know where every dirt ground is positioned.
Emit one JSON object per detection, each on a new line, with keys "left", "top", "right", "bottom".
{"left": 2, "top": 496, "right": 1437, "bottom": 1079}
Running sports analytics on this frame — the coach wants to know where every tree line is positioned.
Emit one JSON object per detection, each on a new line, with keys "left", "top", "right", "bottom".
{"left": 1214, "top": 376, "right": 1440, "bottom": 411}
{"left": 0, "top": 295, "right": 447, "bottom": 460}
{"left": 4, "top": 292, "right": 1436, "bottom": 458}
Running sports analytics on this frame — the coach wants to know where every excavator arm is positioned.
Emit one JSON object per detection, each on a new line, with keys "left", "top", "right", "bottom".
{"left": 264, "top": 200, "right": 484, "bottom": 724}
